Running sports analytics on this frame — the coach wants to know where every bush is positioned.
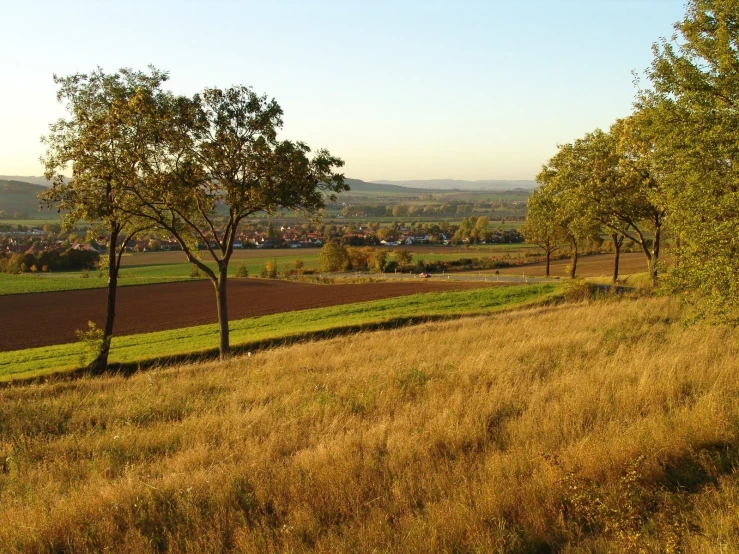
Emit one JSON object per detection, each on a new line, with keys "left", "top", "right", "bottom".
{"left": 75, "top": 321, "right": 107, "bottom": 367}
{"left": 190, "top": 264, "right": 201, "bottom": 278}
{"left": 234, "top": 264, "right": 249, "bottom": 278}
{"left": 260, "top": 261, "right": 277, "bottom": 279}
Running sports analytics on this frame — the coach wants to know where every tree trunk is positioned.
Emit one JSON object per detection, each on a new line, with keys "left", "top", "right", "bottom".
{"left": 545, "top": 249, "right": 551, "bottom": 278}
{"left": 639, "top": 241, "right": 653, "bottom": 281}
{"left": 569, "top": 240, "right": 578, "bottom": 279}
{"left": 612, "top": 233, "right": 622, "bottom": 284}
{"left": 88, "top": 227, "right": 119, "bottom": 374}
{"left": 214, "top": 265, "right": 230, "bottom": 359}
{"left": 652, "top": 226, "right": 661, "bottom": 283}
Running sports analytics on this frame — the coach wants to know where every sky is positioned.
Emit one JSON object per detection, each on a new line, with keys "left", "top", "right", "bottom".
{"left": 0, "top": 0, "right": 685, "bottom": 182}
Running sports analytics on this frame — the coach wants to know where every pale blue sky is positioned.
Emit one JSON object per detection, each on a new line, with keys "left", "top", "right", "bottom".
{"left": 0, "top": 0, "right": 684, "bottom": 181}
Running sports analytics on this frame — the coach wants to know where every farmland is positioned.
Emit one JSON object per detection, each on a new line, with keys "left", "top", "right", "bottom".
{"left": 0, "top": 244, "right": 542, "bottom": 295}
{"left": 0, "top": 283, "right": 560, "bottom": 381}
{"left": 0, "top": 278, "right": 498, "bottom": 350}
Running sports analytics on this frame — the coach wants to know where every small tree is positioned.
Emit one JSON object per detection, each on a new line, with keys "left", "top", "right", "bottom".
{"left": 319, "top": 242, "right": 349, "bottom": 272}
{"left": 393, "top": 250, "right": 413, "bottom": 268}
{"left": 368, "top": 249, "right": 388, "bottom": 273}
{"left": 521, "top": 189, "right": 562, "bottom": 277}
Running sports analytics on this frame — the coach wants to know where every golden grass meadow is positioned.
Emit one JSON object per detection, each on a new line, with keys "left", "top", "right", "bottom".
{"left": 2, "top": 295, "right": 739, "bottom": 553}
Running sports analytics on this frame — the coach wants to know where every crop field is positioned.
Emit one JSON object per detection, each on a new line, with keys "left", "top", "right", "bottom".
{"left": 0, "top": 278, "right": 499, "bottom": 351}
{"left": 0, "top": 283, "right": 560, "bottom": 381}
{"left": 2, "top": 296, "right": 739, "bottom": 552}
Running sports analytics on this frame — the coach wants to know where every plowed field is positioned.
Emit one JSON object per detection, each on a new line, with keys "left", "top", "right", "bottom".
{"left": 0, "top": 279, "right": 490, "bottom": 351}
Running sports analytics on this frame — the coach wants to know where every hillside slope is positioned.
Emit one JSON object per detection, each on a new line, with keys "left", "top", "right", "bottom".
{"left": 0, "top": 179, "right": 46, "bottom": 218}
{"left": 1, "top": 297, "right": 739, "bottom": 552}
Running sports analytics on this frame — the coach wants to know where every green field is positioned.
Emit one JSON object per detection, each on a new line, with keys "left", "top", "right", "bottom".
{"left": 0, "top": 245, "right": 540, "bottom": 295}
{"left": 0, "top": 283, "right": 561, "bottom": 381}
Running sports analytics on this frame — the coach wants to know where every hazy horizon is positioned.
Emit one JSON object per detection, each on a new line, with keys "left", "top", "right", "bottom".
{"left": 0, "top": 0, "right": 685, "bottom": 181}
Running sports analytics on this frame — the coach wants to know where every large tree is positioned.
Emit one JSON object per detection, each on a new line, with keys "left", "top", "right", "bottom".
{"left": 129, "top": 86, "right": 346, "bottom": 358}
{"left": 639, "top": 0, "right": 739, "bottom": 318}
{"left": 41, "top": 67, "right": 165, "bottom": 372}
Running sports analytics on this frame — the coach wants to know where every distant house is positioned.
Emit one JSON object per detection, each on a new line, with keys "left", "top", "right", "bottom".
{"left": 71, "top": 242, "right": 100, "bottom": 253}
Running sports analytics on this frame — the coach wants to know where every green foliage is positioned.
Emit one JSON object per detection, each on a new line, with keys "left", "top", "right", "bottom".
{"left": 318, "top": 243, "right": 349, "bottom": 272}
{"left": 393, "top": 250, "right": 413, "bottom": 267}
{"left": 74, "top": 321, "right": 108, "bottom": 367}
{"left": 638, "top": 0, "right": 739, "bottom": 320}
{"left": 234, "top": 264, "right": 249, "bottom": 278}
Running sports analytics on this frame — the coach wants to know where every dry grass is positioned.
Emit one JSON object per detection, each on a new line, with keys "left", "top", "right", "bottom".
{"left": 1, "top": 297, "right": 739, "bottom": 552}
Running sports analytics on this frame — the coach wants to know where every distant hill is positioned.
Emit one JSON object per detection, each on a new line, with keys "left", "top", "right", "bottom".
{"left": 342, "top": 178, "right": 419, "bottom": 193}
{"left": 0, "top": 180, "right": 48, "bottom": 218}
{"left": 373, "top": 179, "right": 537, "bottom": 191}
{"left": 0, "top": 176, "right": 54, "bottom": 187}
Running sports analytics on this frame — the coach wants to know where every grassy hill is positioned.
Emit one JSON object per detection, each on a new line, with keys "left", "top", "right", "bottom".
{"left": 1, "top": 296, "right": 739, "bottom": 552}
{"left": 0, "top": 179, "right": 47, "bottom": 219}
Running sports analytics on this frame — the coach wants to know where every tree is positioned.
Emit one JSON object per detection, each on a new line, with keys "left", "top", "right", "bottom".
{"left": 536, "top": 144, "right": 601, "bottom": 279}
{"left": 639, "top": 0, "right": 739, "bottom": 318}
{"left": 521, "top": 188, "right": 562, "bottom": 277}
{"left": 319, "top": 242, "right": 349, "bottom": 272}
{"left": 393, "top": 250, "right": 413, "bottom": 268}
{"left": 41, "top": 67, "right": 163, "bottom": 373}
{"left": 130, "top": 86, "right": 346, "bottom": 358}
{"left": 368, "top": 249, "right": 388, "bottom": 273}
{"left": 567, "top": 125, "right": 665, "bottom": 283}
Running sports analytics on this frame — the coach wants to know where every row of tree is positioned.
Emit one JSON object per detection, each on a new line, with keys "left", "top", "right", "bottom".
{"left": 522, "top": 119, "right": 663, "bottom": 283}
{"left": 42, "top": 68, "right": 345, "bottom": 371}
{"left": 524, "top": 0, "right": 739, "bottom": 323}
{"left": 1, "top": 248, "right": 99, "bottom": 274}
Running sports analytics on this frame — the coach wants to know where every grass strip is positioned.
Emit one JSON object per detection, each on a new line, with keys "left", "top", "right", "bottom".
{"left": 0, "top": 283, "right": 562, "bottom": 381}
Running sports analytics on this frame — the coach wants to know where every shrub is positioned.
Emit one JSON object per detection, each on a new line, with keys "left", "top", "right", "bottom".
{"left": 74, "top": 321, "right": 107, "bottom": 367}
{"left": 234, "top": 264, "right": 249, "bottom": 278}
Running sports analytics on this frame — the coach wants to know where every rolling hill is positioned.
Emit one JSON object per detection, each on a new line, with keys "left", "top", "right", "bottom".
{"left": 0, "top": 180, "right": 47, "bottom": 218}
{"left": 0, "top": 175, "right": 53, "bottom": 187}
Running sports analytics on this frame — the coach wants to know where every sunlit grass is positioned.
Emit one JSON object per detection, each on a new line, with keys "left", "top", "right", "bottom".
{"left": 1, "top": 296, "right": 738, "bottom": 552}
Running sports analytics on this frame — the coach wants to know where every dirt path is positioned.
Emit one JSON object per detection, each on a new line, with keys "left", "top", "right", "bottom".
{"left": 496, "top": 252, "right": 650, "bottom": 278}
{"left": 0, "top": 279, "right": 491, "bottom": 351}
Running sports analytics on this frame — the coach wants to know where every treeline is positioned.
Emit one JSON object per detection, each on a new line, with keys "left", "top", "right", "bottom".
{"left": 0, "top": 248, "right": 99, "bottom": 274}
{"left": 316, "top": 244, "right": 520, "bottom": 274}
{"left": 522, "top": 0, "right": 739, "bottom": 321}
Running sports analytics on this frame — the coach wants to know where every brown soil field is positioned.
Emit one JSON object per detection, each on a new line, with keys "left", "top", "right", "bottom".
{"left": 496, "top": 252, "right": 650, "bottom": 278}
{"left": 0, "top": 279, "right": 490, "bottom": 352}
